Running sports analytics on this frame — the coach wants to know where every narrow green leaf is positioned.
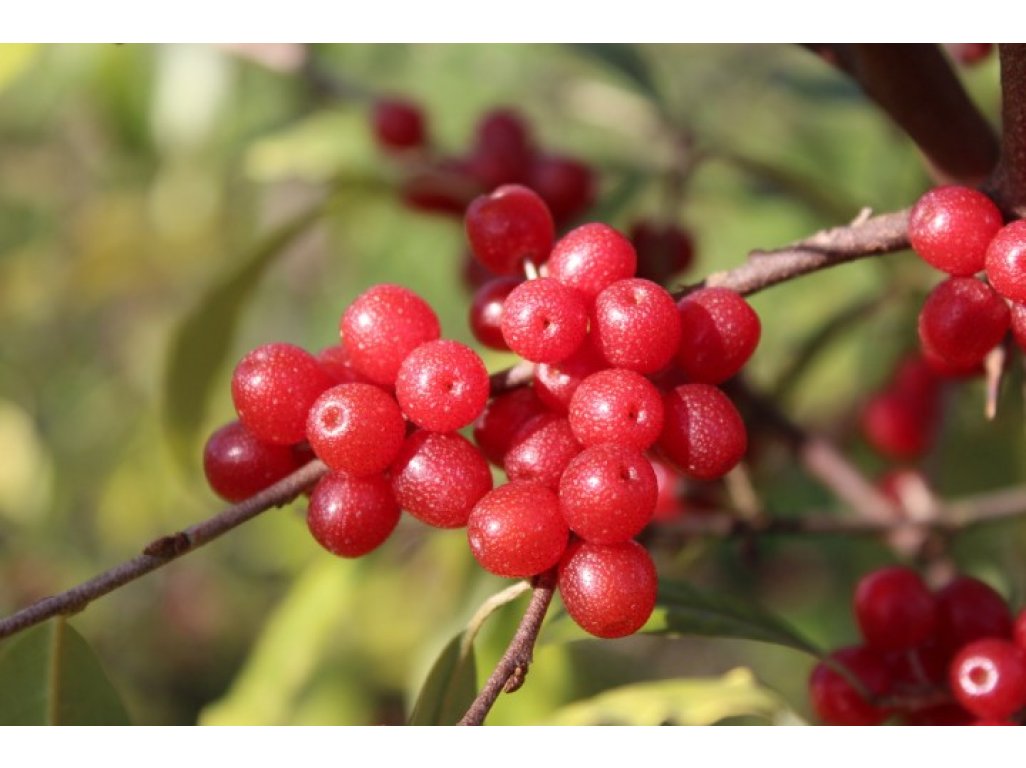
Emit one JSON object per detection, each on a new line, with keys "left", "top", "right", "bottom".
{"left": 162, "top": 203, "right": 327, "bottom": 469}
{"left": 407, "top": 632, "right": 477, "bottom": 726}
{"left": 567, "top": 44, "right": 661, "bottom": 102}
{"left": 541, "top": 667, "right": 803, "bottom": 725}
{"left": 0, "top": 619, "right": 130, "bottom": 725}
{"left": 646, "top": 579, "right": 823, "bottom": 658}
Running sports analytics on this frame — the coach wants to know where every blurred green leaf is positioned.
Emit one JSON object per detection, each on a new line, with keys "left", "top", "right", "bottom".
{"left": 646, "top": 579, "right": 823, "bottom": 657}
{"left": 408, "top": 632, "right": 477, "bottom": 725}
{"left": 541, "top": 667, "right": 802, "bottom": 725}
{"left": 567, "top": 44, "right": 661, "bottom": 103}
{"left": 589, "top": 169, "right": 649, "bottom": 224}
{"left": 163, "top": 202, "right": 327, "bottom": 470}
{"left": 0, "top": 619, "right": 130, "bottom": 725}
{"left": 0, "top": 45, "right": 37, "bottom": 95}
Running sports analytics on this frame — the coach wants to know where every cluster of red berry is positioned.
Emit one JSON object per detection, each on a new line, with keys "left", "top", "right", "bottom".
{"left": 861, "top": 353, "right": 943, "bottom": 461}
{"left": 810, "top": 566, "right": 1026, "bottom": 725}
{"left": 202, "top": 181, "right": 760, "bottom": 641}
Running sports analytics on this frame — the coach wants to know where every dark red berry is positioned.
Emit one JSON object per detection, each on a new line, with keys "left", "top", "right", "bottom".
{"left": 675, "top": 288, "right": 761, "bottom": 384}
{"left": 503, "top": 414, "right": 582, "bottom": 489}
{"left": 918, "top": 277, "right": 1009, "bottom": 368}
{"left": 854, "top": 566, "right": 937, "bottom": 651}
{"left": 1010, "top": 303, "right": 1026, "bottom": 352}
{"left": 469, "top": 277, "right": 521, "bottom": 351}
{"left": 395, "top": 340, "right": 490, "bottom": 432}
{"left": 472, "top": 388, "right": 547, "bottom": 466}
{"left": 592, "top": 278, "right": 681, "bottom": 373}
{"left": 306, "top": 383, "right": 406, "bottom": 477}
{"left": 1015, "top": 609, "right": 1026, "bottom": 653}
{"left": 231, "top": 343, "right": 334, "bottom": 445}
{"left": 465, "top": 184, "right": 554, "bottom": 276}
{"left": 950, "top": 639, "right": 1026, "bottom": 720}
{"left": 547, "top": 223, "right": 637, "bottom": 303}
{"left": 567, "top": 368, "right": 664, "bottom": 450}
{"left": 317, "top": 344, "right": 370, "bottom": 386}
{"left": 371, "top": 98, "right": 426, "bottom": 151}
{"left": 500, "top": 277, "right": 589, "bottom": 363}
{"left": 861, "top": 391, "right": 936, "bottom": 460}
{"left": 307, "top": 471, "right": 400, "bottom": 558}
{"left": 935, "top": 576, "right": 1014, "bottom": 655}
{"left": 908, "top": 186, "right": 1003, "bottom": 276}
{"left": 558, "top": 539, "right": 657, "bottom": 639}
{"left": 203, "top": 421, "right": 301, "bottom": 502}
{"left": 649, "top": 457, "right": 683, "bottom": 522}
{"left": 533, "top": 336, "right": 605, "bottom": 413}
{"left": 808, "top": 646, "right": 892, "bottom": 726}
{"left": 659, "top": 384, "right": 746, "bottom": 481}
{"left": 987, "top": 220, "right": 1026, "bottom": 303}
{"left": 467, "top": 482, "right": 569, "bottom": 578}
{"left": 527, "top": 155, "right": 594, "bottom": 224}
{"left": 630, "top": 220, "right": 695, "bottom": 284}
{"left": 903, "top": 704, "right": 974, "bottom": 726}
{"left": 468, "top": 109, "right": 532, "bottom": 189}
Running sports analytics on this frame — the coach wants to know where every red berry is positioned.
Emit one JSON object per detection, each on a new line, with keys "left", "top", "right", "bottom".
{"left": 558, "top": 539, "right": 657, "bottom": 639}
{"left": 903, "top": 704, "right": 974, "bottom": 726}
{"left": 465, "top": 184, "right": 554, "bottom": 276}
{"left": 231, "top": 343, "right": 334, "bottom": 445}
{"left": 986, "top": 220, "right": 1026, "bottom": 303}
{"left": 533, "top": 336, "right": 605, "bottom": 413}
{"left": 918, "top": 277, "right": 1009, "bottom": 368}
{"left": 371, "top": 98, "right": 426, "bottom": 151}
{"left": 950, "top": 639, "right": 1026, "bottom": 720}
{"left": 592, "top": 278, "right": 681, "bottom": 373}
{"left": 630, "top": 220, "right": 695, "bottom": 284}
{"left": 567, "top": 368, "right": 664, "bottom": 450}
{"left": 467, "top": 481, "right": 569, "bottom": 578}
{"left": 468, "top": 109, "right": 533, "bottom": 189}
{"left": 203, "top": 421, "right": 302, "bottom": 502}
{"left": 500, "top": 277, "right": 589, "bottom": 363}
{"left": 1015, "top": 609, "right": 1026, "bottom": 653}
{"left": 527, "top": 155, "right": 594, "bottom": 224}
{"left": 341, "top": 284, "right": 441, "bottom": 387}
{"left": 306, "top": 383, "right": 406, "bottom": 477}
{"left": 547, "top": 223, "right": 637, "bottom": 303}
{"left": 935, "top": 576, "right": 1014, "bottom": 654}
{"left": 307, "top": 471, "right": 400, "bottom": 558}
{"left": 649, "top": 457, "right": 683, "bottom": 522}
{"left": 472, "top": 388, "right": 547, "bottom": 466}
{"left": 861, "top": 391, "right": 935, "bottom": 460}
{"left": 559, "top": 444, "right": 657, "bottom": 544}
{"left": 395, "top": 340, "right": 490, "bottom": 432}
{"left": 853, "top": 566, "right": 937, "bottom": 651}
{"left": 947, "top": 43, "right": 994, "bottom": 65}
{"left": 908, "top": 186, "right": 1003, "bottom": 276}
{"left": 468, "top": 277, "right": 521, "bottom": 351}
{"left": 1010, "top": 303, "right": 1026, "bottom": 352}
{"left": 503, "top": 414, "right": 582, "bottom": 489}
{"left": 658, "top": 384, "right": 747, "bottom": 481}
{"left": 390, "top": 431, "right": 492, "bottom": 529}
{"left": 317, "top": 344, "right": 370, "bottom": 385}
{"left": 675, "top": 288, "right": 761, "bottom": 384}
{"left": 808, "top": 646, "right": 892, "bottom": 726}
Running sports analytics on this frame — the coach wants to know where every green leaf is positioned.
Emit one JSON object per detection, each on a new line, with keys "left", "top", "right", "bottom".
{"left": 408, "top": 631, "right": 478, "bottom": 726}
{"left": 567, "top": 44, "right": 661, "bottom": 102}
{"left": 162, "top": 203, "right": 327, "bottom": 469}
{"left": 646, "top": 579, "right": 823, "bottom": 657}
{"left": 0, "top": 619, "right": 130, "bottom": 725}
{"left": 588, "top": 169, "right": 648, "bottom": 224}
{"left": 542, "top": 667, "right": 803, "bottom": 725}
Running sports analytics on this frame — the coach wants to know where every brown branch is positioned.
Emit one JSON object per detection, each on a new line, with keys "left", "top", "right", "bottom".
{"left": 0, "top": 460, "right": 329, "bottom": 642}
{"left": 458, "top": 569, "right": 556, "bottom": 726}
{"left": 988, "top": 44, "right": 1026, "bottom": 216}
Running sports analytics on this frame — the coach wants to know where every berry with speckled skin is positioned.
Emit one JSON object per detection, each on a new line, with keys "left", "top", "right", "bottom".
{"left": 547, "top": 223, "right": 637, "bottom": 303}
{"left": 472, "top": 387, "right": 547, "bottom": 465}
{"left": 306, "top": 383, "right": 406, "bottom": 477}
{"left": 504, "top": 414, "right": 582, "bottom": 489}
{"left": 533, "top": 336, "right": 605, "bottom": 413}
{"left": 935, "top": 576, "right": 1013, "bottom": 655}
{"left": 918, "top": 277, "right": 1009, "bottom": 368}
{"left": 341, "top": 284, "right": 441, "bottom": 387}
{"left": 649, "top": 457, "right": 683, "bottom": 522}
{"left": 307, "top": 471, "right": 400, "bottom": 558}
{"left": 568, "top": 368, "right": 664, "bottom": 450}
{"left": 592, "top": 278, "right": 681, "bottom": 373}
{"left": 465, "top": 184, "right": 554, "bottom": 275}
{"left": 203, "top": 421, "right": 302, "bottom": 502}
{"left": 950, "top": 639, "right": 1026, "bottom": 720}
{"left": 500, "top": 277, "right": 589, "bottom": 363}
{"left": 527, "top": 155, "right": 594, "bottom": 224}
{"left": 371, "top": 98, "right": 426, "bottom": 151}
{"left": 558, "top": 539, "right": 657, "bottom": 639}
{"left": 469, "top": 277, "right": 521, "bottom": 350}
{"left": 467, "top": 482, "right": 569, "bottom": 578}
{"left": 854, "top": 566, "right": 937, "bottom": 651}
{"left": 808, "top": 646, "right": 892, "bottom": 726}
{"left": 675, "top": 288, "right": 761, "bottom": 384}
{"left": 395, "top": 340, "right": 490, "bottom": 432}
{"left": 231, "top": 343, "right": 334, "bottom": 445}
{"left": 317, "top": 343, "right": 370, "bottom": 385}
{"left": 659, "top": 383, "right": 746, "bottom": 481}
{"left": 908, "top": 186, "right": 1003, "bottom": 276}
{"left": 390, "top": 431, "right": 492, "bottom": 528}
{"left": 986, "top": 220, "right": 1026, "bottom": 303}
{"left": 559, "top": 444, "right": 657, "bottom": 544}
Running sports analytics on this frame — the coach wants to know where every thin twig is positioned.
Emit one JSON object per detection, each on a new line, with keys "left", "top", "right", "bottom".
{"left": 458, "top": 570, "right": 556, "bottom": 726}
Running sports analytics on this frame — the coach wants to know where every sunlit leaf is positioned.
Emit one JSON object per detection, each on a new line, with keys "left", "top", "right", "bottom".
{"left": 408, "top": 632, "right": 477, "bottom": 726}
{"left": 0, "top": 44, "right": 37, "bottom": 94}
{"left": 0, "top": 619, "right": 130, "bottom": 725}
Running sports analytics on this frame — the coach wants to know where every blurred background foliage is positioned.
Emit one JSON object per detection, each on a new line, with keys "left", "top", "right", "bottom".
{"left": 0, "top": 43, "right": 1021, "bottom": 725}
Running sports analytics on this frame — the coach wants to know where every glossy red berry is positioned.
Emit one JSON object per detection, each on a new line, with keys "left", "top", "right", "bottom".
{"left": 465, "top": 184, "right": 554, "bottom": 276}
{"left": 472, "top": 387, "right": 547, "bottom": 466}
{"left": 649, "top": 458, "right": 683, "bottom": 522}
{"left": 341, "top": 284, "right": 441, "bottom": 387}
{"left": 547, "top": 223, "right": 637, "bottom": 303}
{"left": 675, "top": 288, "right": 761, "bottom": 384}
{"left": 1010, "top": 303, "right": 1026, "bottom": 352}
{"left": 231, "top": 343, "right": 334, "bottom": 445}
{"left": 592, "top": 278, "right": 681, "bottom": 373}
{"left": 659, "top": 384, "right": 747, "bottom": 481}
{"left": 908, "top": 186, "right": 1003, "bottom": 276}
{"left": 935, "top": 576, "right": 1014, "bottom": 654}
{"left": 949, "top": 639, "right": 1026, "bottom": 720}
{"left": 527, "top": 155, "right": 594, "bottom": 224}
{"left": 395, "top": 340, "right": 490, "bottom": 432}
{"left": 371, "top": 98, "right": 426, "bottom": 151}
{"left": 808, "top": 646, "right": 892, "bottom": 726}
{"left": 468, "top": 277, "right": 521, "bottom": 351}
{"left": 854, "top": 566, "right": 937, "bottom": 651}
{"left": 467, "top": 481, "right": 569, "bottom": 578}
{"left": 918, "top": 277, "right": 1009, "bottom": 368}
{"left": 390, "top": 431, "right": 492, "bottom": 529}
{"left": 533, "top": 336, "right": 605, "bottom": 413}
{"left": 567, "top": 368, "right": 664, "bottom": 450}
{"left": 307, "top": 471, "right": 400, "bottom": 558}
{"left": 1014, "top": 609, "right": 1026, "bottom": 652}
{"left": 559, "top": 444, "right": 657, "bottom": 544}
{"left": 203, "top": 421, "right": 301, "bottom": 502}
{"left": 503, "top": 414, "right": 582, "bottom": 489}
{"left": 986, "top": 220, "right": 1026, "bottom": 303}
{"left": 306, "top": 383, "right": 406, "bottom": 477}
{"left": 500, "top": 277, "right": 589, "bottom": 363}
{"left": 317, "top": 344, "right": 370, "bottom": 385}
{"left": 558, "top": 539, "right": 657, "bottom": 639}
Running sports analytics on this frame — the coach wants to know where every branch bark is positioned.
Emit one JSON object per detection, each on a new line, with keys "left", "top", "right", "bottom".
{"left": 988, "top": 44, "right": 1026, "bottom": 216}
